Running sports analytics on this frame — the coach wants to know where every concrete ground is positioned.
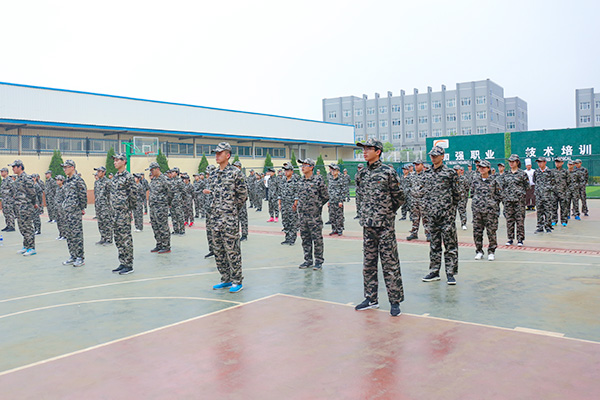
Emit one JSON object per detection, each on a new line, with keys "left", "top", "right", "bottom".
{"left": 0, "top": 199, "right": 599, "bottom": 398}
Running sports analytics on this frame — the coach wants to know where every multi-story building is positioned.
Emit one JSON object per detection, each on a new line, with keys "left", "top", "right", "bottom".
{"left": 323, "top": 79, "right": 528, "bottom": 151}
{"left": 576, "top": 88, "right": 600, "bottom": 127}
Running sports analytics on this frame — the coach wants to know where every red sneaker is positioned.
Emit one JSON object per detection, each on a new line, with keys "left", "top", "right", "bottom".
{"left": 267, "top": 217, "right": 275, "bottom": 222}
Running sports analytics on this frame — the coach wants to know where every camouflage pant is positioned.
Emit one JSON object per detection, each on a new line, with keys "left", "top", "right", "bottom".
{"left": 551, "top": 194, "right": 569, "bottom": 224}
{"left": 96, "top": 205, "right": 114, "bottom": 243}
{"left": 535, "top": 192, "right": 553, "bottom": 230}
{"left": 410, "top": 199, "right": 429, "bottom": 235}
{"left": 299, "top": 215, "right": 324, "bottom": 264}
{"left": 400, "top": 196, "right": 410, "bottom": 218}
{"left": 362, "top": 224, "right": 404, "bottom": 304}
{"left": 569, "top": 190, "right": 581, "bottom": 217}
{"left": 33, "top": 208, "right": 41, "bottom": 233}
{"left": 1, "top": 200, "right": 15, "bottom": 228}
{"left": 329, "top": 201, "right": 344, "bottom": 234}
{"left": 171, "top": 204, "right": 185, "bottom": 234}
{"left": 133, "top": 202, "right": 144, "bottom": 230}
{"left": 150, "top": 204, "right": 170, "bottom": 250}
{"left": 268, "top": 197, "right": 279, "bottom": 218}
{"left": 15, "top": 203, "right": 35, "bottom": 249}
{"left": 473, "top": 210, "right": 498, "bottom": 254}
{"left": 427, "top": 212, "right": 458, "bottom": 276}
{"left": 579, "top": 186, "right": 588, "bottom": 214}
{"left": 184, "top": 200, "right": 194, "bottom": 224}
{"left": 238, "top": 202, "right": 248, "bottom": 236}
{"left": 281, "top": 201, "right": 298, "bottom": 243}
{"left": 143, "top": 195, "right": 148, "bottom": 214}
{"left": 213, "top": 224, "right": 243, "bottom": 284}
{"left": 457, "top": 196, "right": 468, "bottom": 226}
{"left": 56, "top": 208, "right": 66, "bottom": 238}
{"left": 504, "top": 200, "right": 525, "bottom": 242}
{"left": 193, "top": 194, "right": 201, "bottom": 217}
{"left": 113, "top": 208, "right": 133, "bottom": 268}
{"left": 46, "top": 195, "right": 57, "bottom": 221}
{"left": 355, "top": 194, "right": 361, "bottom": 217}
{"left": 64, "top": 210, "right": 84, "bottom": 259}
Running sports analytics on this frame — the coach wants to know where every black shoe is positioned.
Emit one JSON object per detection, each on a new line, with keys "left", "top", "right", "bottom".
{"left": 299, "top": 261, "right": 312, "bottom": 269}
{"left": 447, "top": 275, "right": 457, "bottom": 285}
{"left": 390, "top": 304, "right": 401, "bottom": 317}
{"left": 112, "top": 265, "right": 125, "bottom": 273}
{"left": 426, "top": 234, "right": 431, "bottom": 242}
{"left": 287, "top": 241, "right": 295, "bottom": 246}
{"left": 158, "top": 248, "right": 171, "bottom": 254}
{"left": 240, "top": 235, "right": 248, "bottom": 241}
{"left": 406, "top": 234, "right": 418, "bottom": 241}
{"left": 63, "top": 258, "right": 75, "bottom": 266}
{"left": 35, "top": 231, "right": 41, "bottom": 235}
{"left": 399, "top": 217, "right": 407, "bottom": 221}
{"left": 534, "top": 228, "right": 544, "bottom": 234}
{"left": 204, "top": 251, "right": 215, "bottom": 258}
{"left": 422, "top": 272, "right": 441, "bottom": 282}
{"left": 96, "top": 240, "right": 106, "bottom": 245}
{"left": 584, "top": 213, "right": 589, "bottom": 216}
{"left": 119, "top": 267, "right": 134, "bottom": 275}
{"left": 281, "top": 240, "right": 289, "bottom": 245}
{"left": 325, "top": 221, "right": 331, "bottom": 225}
{"left": 355, "top": 299, "right": 379, "bottom": 311}
{"left": 150, "top": 247, "right": 160, "bottom": 253}
{"left": 354, "top": 216, "right": 360, "bottom": 219}
{"left": 1, "top": 227, "right": 6, "bottom": 231}
{"left": 546, "top": 228, "right": 552, "bottom": 233}
{"left": 313, "top": 263, "right": 323, "bottom": 270}
{"left": 5, "top": 227, "right": 15, "bottom": 232}
{"left": 328, "top": 231, "right": 337, "bottom": 236}
{"left": 102, "top": 241, "right": 113, "bottom": 246}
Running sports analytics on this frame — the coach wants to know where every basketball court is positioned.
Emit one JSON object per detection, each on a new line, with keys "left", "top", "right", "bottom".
{"left": 0, "top": 199, "right": 599, "bottom": 398}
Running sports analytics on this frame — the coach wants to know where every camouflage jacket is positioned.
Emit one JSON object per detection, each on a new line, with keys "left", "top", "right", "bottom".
{"left": 327, "top": 175, "right": 346, "bottom": 203}
{"left": 457, "top": 174, "right": 470, "bottom": 200}
{"left": 408, "top": 171, "right": 428, "bottom": 199}
{"left": 357, "top": 160, "right": 404, "bottom": 228}
{"left": 11, "top": 173, "right": 37, "bottom": 207}
{"left": 134, "top": 182, "right": 146, "bottom": 204}
{"left": 207, "top": 164, "right": 248, "bottom": 227}
{"left": 423, "top": 164, "right": 460, "bottom": 217}
{"left": 34, "top": 181, "right": 44, "bottom": 207}
{"left": 279, "top": 174, "right": 299, "bottom": 204}
{"left": 44, "top": 178, "right": 58, "bottom": 200}
{"left": 568, "top": 169, "right": 582, "bottom": 196}
{"left": 170, "top": 176, "right": 185, "bottom": 203}
{"left": 0, "top": 176, "right": 13, "bottom": 204}
{"left": 141, "top": 177, "right": 150, "bottom": 193}
{"left": 54, "top": 186, "right": 64, "bottom": 210}
{"left": 183, "top": 182, "right": 193, "bottom": 203}
{"left": 533, "top": 168, "right": 554, "bottom": 197}
{"left": 192, "top": 179, "right": 204, "bottom": 195}
{"left": 470, "top": 175, "right": 501, "bottom": 213}
{"left": 268, "top": 175, "right": 280, "bottom": 200}
{"left": 575, "top": 167, "right": 588, "bottom": 188}
{"left": 499, "top": 169, "right": 529, "bottom": 202}
{"left": 149, "top": 174, "right": 173, "bottom": 207}
{"left": 297, "top": 173, "right": 328, "bottom": 218}
{"left": 110, "top": 170, "right": 136, "bottom": 211}
{"left": 551, "top": 168, "right": 569, "bottom": 199}
{"left": 61, "top": 174, "right": 88, "bottom": 212}
{"left": 94, "top": 177, "right": 111, "bottom": 209}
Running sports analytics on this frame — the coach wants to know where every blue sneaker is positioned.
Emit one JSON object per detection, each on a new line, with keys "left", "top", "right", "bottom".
{"left": 575, "top": 216, "right": 581, "bottom": 220}
{"left": 567, "top": 216, "right": 571, "bottom": 220}
{"left": 229, "top": 284, "right": 243, "bottom": 293}
{"left": 16, "top": 247, "right": 27, "bottom": 254}
{"left": 23, "top": 248, "right": 37, "bottom": 256}
{"left": 213, "top": 282, "right": 232, "bottom": 290}
{"left": 562, "top": 222, "right": 567, "bottom": 227}
{"left": 551, "top": 222, "right": 556, "bottom": 226}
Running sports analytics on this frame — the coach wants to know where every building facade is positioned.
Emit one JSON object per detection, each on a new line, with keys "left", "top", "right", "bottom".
{"left": 323, "top": 79, "right": 528, "bottom": 152}
{"left": 576, "top": 88, "right": 600, "bottom": 128}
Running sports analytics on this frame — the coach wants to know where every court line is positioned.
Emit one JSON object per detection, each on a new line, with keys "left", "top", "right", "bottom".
{"left": 277, "top": 293, "right": 600, "bottom": 345}
{"left": 0, "top": 293, "right": 279, "bottom": 377}
{"left": 0, "top": 296, "right": 243, "bottom": 320}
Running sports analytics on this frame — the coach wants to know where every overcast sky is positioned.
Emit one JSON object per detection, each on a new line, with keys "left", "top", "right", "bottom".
{"left": 1, "top": 0, "right": 599, "bottom": 131}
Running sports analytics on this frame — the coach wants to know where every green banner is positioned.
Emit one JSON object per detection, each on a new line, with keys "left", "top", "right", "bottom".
{"left": 425, "top": 133, "right": 505, "bottom": 165}
{"left": 510, "top": 127, "right": 599, "bottom": 161}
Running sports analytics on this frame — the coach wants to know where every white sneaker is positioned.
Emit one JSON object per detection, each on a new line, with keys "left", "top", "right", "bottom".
{"left": 17, "top": 247, "right": 27, "bottom": 254}
{"left": 462, "top": 225, "right": 467, "bottom": 230}
{"left": 517, "top": 241, "right": 523, "bottom": 247}
{"left": 488, "top": 253, "right": 495, "bottom": 261}
{"left": 135, "top": 229, "right": 142, "bottom": 232}
{"left": 475, "top": 252, "right": 484, "bottom": 260}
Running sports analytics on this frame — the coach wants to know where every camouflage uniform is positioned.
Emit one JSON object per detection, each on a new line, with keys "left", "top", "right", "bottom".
{"left": 94, "top": 175, "right": 113, "bottom": 244}
{"left": 551, "top": 165, "right": 570, "bottom": 225}
{"left": 327, "top": 170, "right": 345, "bottom": 235}
{"left": 12, "top": 171, "right": 37, "bottom": 250}
{"left": 33, "top": 178, "right": 43, "bottom": 233}
{"left": 61, "top": 172, "right": 87, "bottom": 260}
{"left": 533, "top": 164, "right": 554, "bottom": 231}
{"left": 568, "top": 168, "right": 582, "bottom": 217}
{"left": 110, "top": 170, "right": 136, "bottom": 269}
{"left": 500, "top": 167, "right": 529, "bottom": 242}
{"left": 343, "top": 171, "right": 351, "bottom": 202}
{"left": 192, "top": 176, "right": 204, "bottom": 218}
{"left": 423, "top": 155, "right": 460, "bottom": 278}
{"left": 133, "top": 179, "right": 146, "bottom": 231}
{"left": 408, "top": 169, "right": 429, "bottom": 237}
{"left": 170, "top": 174, "right": 186, "bottom": 234}
{"left": 254, "top": 175, "right": 265, "bottom": 210}
{"left": 399, "top": 171, "right": 411, "bottom": 219}
{"left": 183, "top": 179, "right": 194, "bottom": 225}
{"left": 456, "top": 172, "right": 470, "bottom": 227}
{"left": 297, "top": 165, "right": 329, "bottom": 266}
{"left": 1, "top": 173, "right": 15, "bottom": 230}
{"left": 246, "top": 172, "right": 256, "bottom": 209}
{"left": 54, "top": 177, "right": 67, "bottom": 239}
{"left": 357, "top": 158, "right": 405, "bottom": 305}
{"left": 354, "top": 168, "right": 363, "bottom": 218}
{"left": 208, "top": 162, "right": 248, "bottom": 285}
{"left": 148, "top": 171, "right": 173, "bottom": 251}
{"left": 141, "top": 176, "right": 150, "bottom": 214}
{"left": 576, "top": 164, "right": 589, "bottom": 215}
{"left": 44, "top": 176, "right": 58, "bottom": 222}
{"left": 204, "top": 166, "right": 216, "bottom": 254}
{"left": 470, "top": 173, "right": 501, "bottom": 254}
{"left": 279, "top": 170, "right": 299, "bottom": 244}
{"left": 267, "top": 173, "right": 280, "bottom": 219}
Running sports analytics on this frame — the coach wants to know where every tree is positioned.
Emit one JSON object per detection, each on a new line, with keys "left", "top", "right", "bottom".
{"left": 198, "top": 154, "right": 209, "bottom": 173}
{"left": 383, "top": 142, "right": 395, "bottom": 153}
{"left": 48, "top": 149, "right": 64, "bottom": 177}
{"left": 105, "top": 147, "right": 118, "bottom": 176}
{"left": 264, "top": 152, "right": 273, "bottom": 172}
{"left": 233, "top": 154, "right": 240, "bottom": 163}
{"left": 156, "top": 148, "right": 170, "bottom": 173}
{"left": 290, "top": 150, "right": 300, "bottom": 175}
{"left": 337, "top": 157, "right": 344, "bottom": 166}
{"left": 316, "top": 154, "right": 327, "bottom": 180}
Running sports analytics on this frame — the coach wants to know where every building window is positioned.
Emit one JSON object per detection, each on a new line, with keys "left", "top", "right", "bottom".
{"left": 418, "top": 116, "right": 428, "bottom": 124}
{"left": 405, "top": 131, "right": 414, "bottom": 139}
{"left": 432, "top": 114, "right": 441, "bottom": 123}
{"left": 461, "top": 97, "right": 471, "bottom": 106}
{"left": 255, "top": 147, "right": 285, "bottom": 158}
{"left": 405, "top": 117, "right": 414, "bottom": 125}
{"left": 367, "top": 107, "right": 375, "bottom": 115}
{"left": 596, "top": 101, "right": 600, "bottom": 109}
{"left": 355, "top": 108, "right": 363, "bottom": 116}
{"left": 447, "top": 128, "right": 457, "bottom": 135}
{"left": 356, "top": 135, "right": 364, "bottom": 141}
{"left": 343, "top": 109, "right": 351, "bottom": 117}
{"left": 418, "top": 101, "right": 427, "bottom": 110}
{"left": 506, "top": 109, "right": 515, "bottom": 117}
{"left": 432, "top": 129, "right": 442, "bottom": 137}
{"left": 446, "top": 98, "right": 456, "bottom": 108}
{"left": 380, "top": 120, "right": 388, "bottom": 128}
{"left": 432, "top": 100, "right": 442, "bottom": 109}
{"left": 391, "top": 104, "right": 401, "bottom": 113}
{"left": 476, "top": 126, "right": 487, "bottom": 134}
{"left": 392, "top": 119, "right": 401, "bottom": 126}
{"left": 392, "top": 132, "right": 401, "bottom": 140}
{"left": 380, "top": 133, "right": 388, "bottom": 141}
{"left": 580, "top": 102, "right": 591, "bottom": 110}
{"left": 367, "top": 120, "right": 376, "bottom": 128}
{"left": 461, "top": 127, "right": 472, "bottom": 135}
{"left": 476, "top": 96, "right": 486, "bottom": 105}
{"left": 379, "top": 106, "right": 387, "bottom": 114}
{"left": 328, "top": 111, "right": 337, "bottom": 119}
{"left": 596, "top": 115, "right": 600, "bottom": 123}
{"left": 418, "top": 130, "right": 428, "bottom": 138}
{"left": 355, "top": 122, "right": 364, "bottom": 129}
{"left": 580, "top": 115, "right": 591, "bottom": 124}
{"left": 476, "top": 111, "right": 487, "bottom": 120}
{"left": 461, "top": 112, "right": 472, "bottom": 121}
{"left": 405, "top": 103, "right": 414, "bottom": 112}
{"left": 446, "top": 113, "right": 456, "bottom": 122}
{"left": 507, "top": 122, "right": 516, "bottom": 129}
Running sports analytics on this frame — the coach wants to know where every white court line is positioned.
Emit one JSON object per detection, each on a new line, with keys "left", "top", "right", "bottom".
{"left": 0, "top": 296, "right": 242, "bottom": 320}
{"left": 0, "top": 293, "right": 279, "bottom": 377}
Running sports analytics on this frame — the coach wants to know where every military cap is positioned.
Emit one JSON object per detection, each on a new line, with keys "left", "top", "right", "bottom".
{"left": 170, "top": 167, "right": 180, "bottom": 173}
{"left": 282, "top": 163, "right": 293, "bottom": 170}
{"left": 536, "top": 156, "right": 548, "bottom": 162}
{"left": 132, "top": 173, "right": 141, "bottom": 178}
{"left": 358, "top": 164, "right": 364, "bottom": 168}
{"left": 507, "top": 154, "right": 520, "bottom": 162}
{"left": 567, "top": 160, "right": 574, "bottom": 165}
{"left": 574, "top": 159, "right": 582, "bottom": 163}
{"left": 94, "top": 166, "right": 107, "bottom": 172}
{"left": 297, "top": 158, "right": 315, "bottom": 167}
{"left": 193, "top": 173, "right": 200, "bottom": 177}
{"left": 267, "top": 167, "right": 275, "bottom": 173}
{"left": 402, "top": 165, "right": 410, "bottom": 170}
{"left": 112, "top": 153, "right": 127, "bottom": 161}
{"left": 328, "top": 163, "right": 340, "bottom": 170}
{"left": 55, "top": 175, "right": 65, "bottom": 181}
{"left": 413, "top": 160, "right": 423, "bottom": 165}
{"left": 497, "top": 163, "right": 505, "bottom": 167}
{"left": 479, "top": 160, "right": 491, "bottom": 168}
{"left": 45, "top": 170, "right": 53, "bottom": 174}
{"left": 61, "top": 159, "right": 76, "bottom": 168}
{"left": 356, "top": 137, "right": 383, "bottom": 151}
{"left": 145, "top": 161, "right": 160, "bottom": 171}
{"left": 232, "top": 160, "right": 242, "bottom": 167}
{"left": 212, "top": 142, "right": 232, "bottom": 153}
{"left": 31, "top": 173, "right": 39, "bottom": 178}
{"left": 428, "top": 145, "right": 445, "bottom": 156}
{"left": 249, "top": 169, "right": 255, "bottom": 172}
{"left": 0, "top": 167, "right": 8, "bottom": 172}
{"left": 181, "top": 174, "right": 190, "bottom": 180}
{"left": 206, "top": 165, "right": 217, "bottom": 172}
{"left": 8, "top": 159, "right": 24, "bottom": 167}
{"left": 474, "top": 159, "right": 481, "bottom": 164}
{"left": 453, "top": 165, "right": 463, "bottom": 170}
{"left": 554, "top": 157, "right": 564, "bottom": 162}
